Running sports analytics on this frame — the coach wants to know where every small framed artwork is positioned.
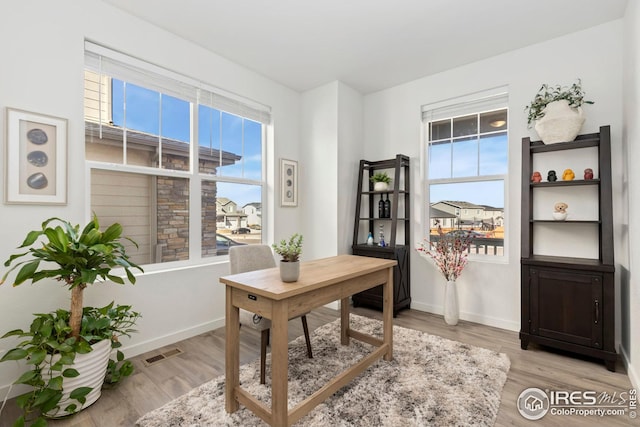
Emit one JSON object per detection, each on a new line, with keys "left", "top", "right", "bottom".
{"left": 5, "top": 108, "right": 67, "bottom": 204}
{"left": 280, "top": 158, "right": 298, "bottom": 207}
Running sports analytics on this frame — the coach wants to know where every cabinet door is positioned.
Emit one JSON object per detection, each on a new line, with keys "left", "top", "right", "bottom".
{"left": 529, "top": 268, "right": 603, "bottom": 348}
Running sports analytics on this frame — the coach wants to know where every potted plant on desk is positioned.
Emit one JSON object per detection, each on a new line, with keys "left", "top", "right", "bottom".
{"left": 272, "top": 233, "right": 303, "bottom": 282}
{"left": 1, "top": 215, "right": 143, "bottom": 426}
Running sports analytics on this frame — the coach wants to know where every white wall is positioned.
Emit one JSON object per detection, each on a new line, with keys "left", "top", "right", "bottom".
{"left": 337, "top": 83, "right": 364, "bottom": 254}
{"left": 300, "top": 82, "right": 339, "bottom": 260}
{"left": 0, "top": 0, "right": 301, "bottom": 398}
{"left": 362, "top": 21, "right": 625, "bottom": 335}
{"left": 299, "top": 81, "right": 363, "bottom": 259}
{"left": 622, "top": 1, "right": 640, "bottom": 390}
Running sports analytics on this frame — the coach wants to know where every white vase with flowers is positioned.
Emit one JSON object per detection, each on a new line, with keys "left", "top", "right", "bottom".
{"left": 417, "top": 230, "right": 472, "bottom": 325}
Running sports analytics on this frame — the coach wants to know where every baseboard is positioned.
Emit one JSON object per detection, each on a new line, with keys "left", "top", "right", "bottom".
{"left": 122, "top": 318, "right": 225, "bottom": 359}
{"left": 409, "top": 301, "right": 520, "bottom": 332}
{"left": 619, "top": 344, "right": 639, "bottom": 391}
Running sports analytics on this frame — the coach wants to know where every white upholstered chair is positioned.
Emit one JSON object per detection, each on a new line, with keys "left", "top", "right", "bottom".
{"left": 229, "top": 244, "right": 313, "bottom": 384}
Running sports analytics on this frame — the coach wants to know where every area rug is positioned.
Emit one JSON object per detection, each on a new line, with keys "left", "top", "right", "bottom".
{"left": 136, "top": 314, "right": 510, "bottom": 426}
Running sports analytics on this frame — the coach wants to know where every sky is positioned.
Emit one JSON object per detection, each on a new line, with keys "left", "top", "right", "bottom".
{"left": 112, "top": 80, "right": 263, "bottom": 207}
{"left": 428, "top": 133, "right": 507, "bottom": 208}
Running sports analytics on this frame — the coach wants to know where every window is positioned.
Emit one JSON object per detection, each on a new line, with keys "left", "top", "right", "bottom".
{"left": 423, "top": 90, "right": 508, "bottom": 257}
{"left": 84, "top": 42, "right": 270, "bottom": 266}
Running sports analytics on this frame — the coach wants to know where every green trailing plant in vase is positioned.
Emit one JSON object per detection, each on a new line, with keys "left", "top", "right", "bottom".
{"left": 0, "top": 215, "right": 143, "bottom": 426}
{"left": 524, "top": 78, "right": 594, "bottom": 127}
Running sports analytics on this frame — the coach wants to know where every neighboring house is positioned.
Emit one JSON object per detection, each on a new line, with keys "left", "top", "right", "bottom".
{"left": 216, "top": 197, "right": 248, "bottom": 229}
{"left": 243, "top": 202, "right": 262, "bottom": 227}
{"left": 431, "top": 201, "right": 504, "bottom": 230}
{"left": 429, "top": 206, "right": 457, "bottom": 232}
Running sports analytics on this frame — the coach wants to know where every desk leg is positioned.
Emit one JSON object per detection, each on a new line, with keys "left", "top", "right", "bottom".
{"left": 225, "top": 286, "right": 240, "bottom": 412}
{"left": 271, "top": 300, "right": 289, "bottom": 427}
{"left": 383, "top": 267, "right": 394, "bottom": 361}
{"left": 340, "top": 297, "right": 350, "bottom": 345}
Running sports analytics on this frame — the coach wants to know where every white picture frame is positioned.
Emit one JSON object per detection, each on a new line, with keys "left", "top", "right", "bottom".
{"left": 5, "top": 108, "right": 68, "bottom": 204}
{"left": 280, "top": 158, "right": 298, "bottom": 207}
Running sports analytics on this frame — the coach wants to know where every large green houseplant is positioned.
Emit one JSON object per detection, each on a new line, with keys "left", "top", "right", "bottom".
{"left": 0, "top": 215, "right": 143, "bottom": 427}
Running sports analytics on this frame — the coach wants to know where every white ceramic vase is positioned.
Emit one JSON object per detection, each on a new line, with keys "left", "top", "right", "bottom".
{"left": 373, "top": 182, "right": 389, "bottom": 192}
{"left": 534, "top": 99, "right": 585, "bottom": 144}
{"left": 444, "top": 280, "right": 459, "bottom": 326}
{"left": 279, "top": 260, "right": 300, "bottom": 282}
{"left": 44, "top": 339, "right": 111, "bottom": 417}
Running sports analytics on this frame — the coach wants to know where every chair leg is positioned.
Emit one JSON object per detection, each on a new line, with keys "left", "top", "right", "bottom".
{"left": 260, "top": 329, "right": 269, "bottom": 384}
{"left": 301, "top": 315, "right": 313, "bottom": 358}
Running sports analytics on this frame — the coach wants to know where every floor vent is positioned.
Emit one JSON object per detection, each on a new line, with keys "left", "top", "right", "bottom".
{"left": 143, "top": 347, "right": 183, "bottom": 366}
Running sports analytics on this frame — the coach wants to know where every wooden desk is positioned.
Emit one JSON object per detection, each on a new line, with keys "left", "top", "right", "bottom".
{"left": 220, "top": 254, "right": 396, "bottom": 427}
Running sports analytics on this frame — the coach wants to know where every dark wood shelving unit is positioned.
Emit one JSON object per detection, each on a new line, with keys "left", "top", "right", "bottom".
{"left": 351, "top": 154, "right": 411, "bottom": 316}
{"left": 520, "top": 126, "right": 616, "bottom": 371}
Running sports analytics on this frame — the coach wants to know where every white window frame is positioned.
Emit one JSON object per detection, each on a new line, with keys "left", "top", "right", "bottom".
{"left": 84, "top": 42, "right": 271, "bottom": 271}
{"left": 421, "top": 87, "right": 509, "bottom": 262}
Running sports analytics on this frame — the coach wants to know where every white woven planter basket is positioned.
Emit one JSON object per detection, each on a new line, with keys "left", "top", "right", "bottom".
{"left": 534, "top": 99, "right": 585, "bottom": 144}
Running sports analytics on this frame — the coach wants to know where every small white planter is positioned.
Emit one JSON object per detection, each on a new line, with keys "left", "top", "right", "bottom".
{"left": 279, "top": 260, "right": 300, "bottom": 282}
{"left": 373, "top": 182, "right": 389, "bottom": 192}
{"left": 44, "top": 339, "right": 111, "bottom": 418}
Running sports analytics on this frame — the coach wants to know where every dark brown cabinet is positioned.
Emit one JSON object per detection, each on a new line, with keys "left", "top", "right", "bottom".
{"left": 352, "top": 154, "right": 411, "bottom": 316}
{"left": 520, "top": 126, "right": 616, "bottom": 371}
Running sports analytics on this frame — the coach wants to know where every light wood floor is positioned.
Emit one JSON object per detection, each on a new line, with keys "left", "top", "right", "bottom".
{"left": 0, "top": 306, "right": 636, "bottom": 426}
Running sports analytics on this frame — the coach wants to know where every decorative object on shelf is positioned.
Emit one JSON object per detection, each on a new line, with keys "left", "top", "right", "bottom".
{"left": 378, "top": 195, "right": 385, "bottom": 218}
{"left": 562, "top": 168, "right": 575, "bottom": 181}
{"left": 5, "top": 108, "right": 68, "bottom": 204}
{"left": 378, "top": 224, "right": 386, "bottom": 247}
{"left": 367, "top": 232, "right": 374, "bottom": 245}
{"left": 416, "top": 230, "right": 472, "bottom": 325}
{"left": 0, "top": 215, "right": 142, "bottom": 425}
{"left": 370, "top": 171, "right": 392, "bottom": 192}
{"left": 547, "top": 170, "right": 558, "bottom": 182}
{"left": 272, "top": 233, "right": 303, "bottom": 282}
{"left": 524, "top": 79, "right": 594, "bottom": 144}
{"left": 280, "top": 158, "right": 298, "bottom": 207}
{"left": 584, "top": 168, "right": 594, "bottom": 180}
{"left": 531, "top": 171, "right": 542, "bottom": 183}
{"left": 553, "top": 201, "right": 569, "bottom": 221}
{"left": 384, "top": 194, "right": 391, "bottom": 218}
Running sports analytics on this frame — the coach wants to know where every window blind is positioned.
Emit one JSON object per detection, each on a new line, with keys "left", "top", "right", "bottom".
{"left": 84, "top": 41, "right": 272, "bottom": 124}
{"left": 421, "top": 86, "right": 508, "bottom": 123}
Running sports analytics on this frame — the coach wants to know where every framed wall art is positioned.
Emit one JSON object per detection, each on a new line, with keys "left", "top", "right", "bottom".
{"left": 5, "top": 108, "right": 67, "bottom": 204}
{"left": 280, "top": 158, "right": 298, "bottom": 207}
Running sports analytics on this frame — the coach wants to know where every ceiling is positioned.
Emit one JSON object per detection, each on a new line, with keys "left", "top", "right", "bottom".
{"left": 102, "top": 0, "right": 628, "bottom": 94}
